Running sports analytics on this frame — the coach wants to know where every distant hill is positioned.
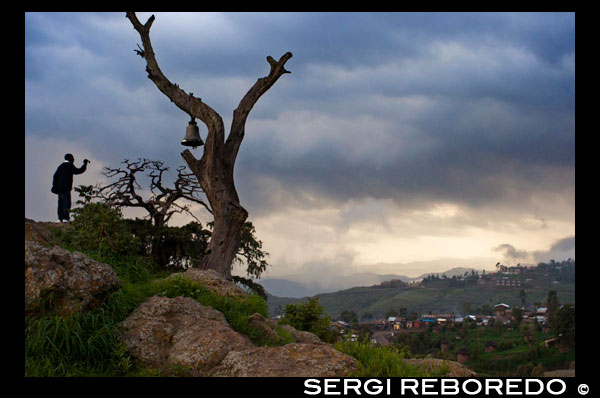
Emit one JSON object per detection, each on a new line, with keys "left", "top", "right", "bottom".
{"left": 257, "top": 279, "right": 323, "bottom": 298}
{"left": 258, "top": 272, "right": 410, "bottom": 298}
{"left": 257, "top": 267, "right": 484, "bottom": 298}
{"left": 266, "top": 262, "right": 575, "bottom": 318}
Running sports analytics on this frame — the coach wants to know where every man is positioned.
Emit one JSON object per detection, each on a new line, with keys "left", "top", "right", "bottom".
{"left": 51, "top": 154, "right": 89, "bottom": 222}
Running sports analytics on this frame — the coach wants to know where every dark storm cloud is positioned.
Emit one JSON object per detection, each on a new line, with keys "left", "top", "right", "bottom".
{"left": 493, "top": 243, "right": 530, "bottom": 262}
{"left": 549, "top": 236, "right": 575, "bottom": 252}
{"left": 25, "top": 12, "right": 574, "bottom": 223}
{"left": 493, "top": 236, "right": 575, "bottom": 265}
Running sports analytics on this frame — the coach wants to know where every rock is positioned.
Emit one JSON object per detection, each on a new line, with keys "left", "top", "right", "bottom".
{"left": 247, "top": 313, "right": 324, "bottom": 345}
{"left": 211, "top": 343, "right": 359, "bottom": 377}
{"left": 119, "top": 295, "right": 254, "bottom": 376}
{"left": 25, "top": 240, "right": 122, "bottom": 316}
{"left": 543, "top": 369, "right": 575, "bottom": 377}
{"left": 277, "top": 324, "right": 324, "bottom": 345}
{"left": 25, "top": 218, "right": 53, "bottom": 245}
{"left": 403, "top": 358, "right": 477, "bottom": 377}
{"left": 170, "top": 268, "right": 247, "bottom": 299}
{"left": 247, "top": 313, "right": 281, "bottom": 341}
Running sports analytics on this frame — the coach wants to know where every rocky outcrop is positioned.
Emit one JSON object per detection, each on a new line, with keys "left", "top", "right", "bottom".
{"left": 25, "top": 240, "right": 122, "bottom": 316}
{"left": 247, "top": 313, "right": 282, "bottom": 341}
{"left": 277, "top": 324, "right": 324, "bottom": 345}
{"left": 119, "top": 294, "right": 359, "bottom": 377}
{"left": 247, "top": 313, "right": 324, "bottom": 345}
{"left": 119, "top": 295, "right": 254, "bottom": 376}
{"left": 25, "top": 218, "right": 53, "bottom": 245}
{"left": 212, "top": 343, "right": 358, "bottom": 377}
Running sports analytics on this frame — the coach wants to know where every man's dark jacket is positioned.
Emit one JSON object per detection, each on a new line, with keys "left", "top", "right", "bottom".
{"left": 52, "top": 161, "right": 87, "bottom": 194}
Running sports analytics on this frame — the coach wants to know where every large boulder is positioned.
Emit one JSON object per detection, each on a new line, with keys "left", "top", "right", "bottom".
{"left": 212, "top": 343, "right": 359, "bottom": 377}
{"left": 122, "top": 269, "right": 359, "bottom": 377}
{"left": 25, "top": 240, "right": 121, "bottom": 316}
{"left": 119, "top": 295, "right": 254, "bottom": 376}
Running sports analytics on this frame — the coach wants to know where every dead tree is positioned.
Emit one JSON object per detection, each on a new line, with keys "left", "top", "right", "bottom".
{"left": 126, "top": 12, "right": 292, "bottom": 279}
{"left": 96, "top": 158, "right": 211, "bottom": 227}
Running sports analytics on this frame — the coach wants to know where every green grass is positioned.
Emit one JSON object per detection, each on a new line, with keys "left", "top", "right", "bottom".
{"left": 334, "top": 339, "right": 449, "bottom": 377}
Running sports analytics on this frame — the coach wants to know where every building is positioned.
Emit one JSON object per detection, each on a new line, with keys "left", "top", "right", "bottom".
{"left": 406, "top": 320, "right": 423, "bottom": 329}
{"left": 359, "top": 319, "right": 386, "bottom": 330}
{"left": 386, "top": 317, "right": 404, "bottom": 330}
{"left": 494, "top": 303, "right": 510, "bottom": 318}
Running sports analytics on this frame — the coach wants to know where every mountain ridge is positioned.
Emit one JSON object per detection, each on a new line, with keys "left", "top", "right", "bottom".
{"left": 257, "top": 266, "right": 485, "bottom": 298}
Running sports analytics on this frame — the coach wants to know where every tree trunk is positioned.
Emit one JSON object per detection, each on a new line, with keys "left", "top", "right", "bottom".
{"left": 153, "top": 213, "right": 166, "bottom": 228}
{"left": 182, "top": 148, "right": 248, "bottom": 279}
{"left": 127, "top": 12, "right": 292, "bottom": 279}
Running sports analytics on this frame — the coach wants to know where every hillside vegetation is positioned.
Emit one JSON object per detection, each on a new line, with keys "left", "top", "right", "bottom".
{"left": 268, "top": 264, "right": 574, "bottom": 319}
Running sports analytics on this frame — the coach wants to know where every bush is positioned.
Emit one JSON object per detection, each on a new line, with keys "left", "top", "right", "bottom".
{"left": 125, "top": 218, "right": 210, "bottom": 269}
{"left": 279, "top": 297, "right": 336, "bottom": 343}
{"left": 63, "top": 203, "right": 141, "bottom": 258}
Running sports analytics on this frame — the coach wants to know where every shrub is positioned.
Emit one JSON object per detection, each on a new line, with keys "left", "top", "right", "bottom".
{"left": 279, "top": 297, "right": 337, "bottom": 343}
{"left": 63, "top": 203, "right": 141, "bottom": 258}
{"left": 124, "top": 218, "right": 210, "bottom": 269}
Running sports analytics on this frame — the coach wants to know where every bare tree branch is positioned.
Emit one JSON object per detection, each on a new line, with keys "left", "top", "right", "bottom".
{"left": 226, "top": 52, "right": 293, "bottom": 167}
{"left": 125, "top": 12, "right": 225, "bottom": 155}
{"left": 95, "top": 158, "right": 211, "bottom": 226}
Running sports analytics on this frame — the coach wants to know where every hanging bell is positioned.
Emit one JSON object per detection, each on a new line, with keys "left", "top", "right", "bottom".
{"left": 181, "top": 116, "right": 204, "bottom": 148}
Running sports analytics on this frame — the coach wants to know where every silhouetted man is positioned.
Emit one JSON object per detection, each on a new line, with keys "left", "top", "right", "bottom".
{"left": 51, "top": 153, "right": 89, "bottom": 222}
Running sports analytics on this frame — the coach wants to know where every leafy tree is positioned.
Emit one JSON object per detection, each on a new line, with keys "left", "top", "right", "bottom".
{"left": 280, "top": 298, "right": 335, "bottom": 343}
{"left": 479, "top": 304, "right": 493, "bottom": 316}
{"left": 125, "top": 218, "right": 210, "bottom": 269}
{"left": 552, "top": 304, "right": 575, "bottom": 347}
{"left": 386, "top": 309, "right": 399, "bottom": 318}
{"left": 68, "top": 201, "right": 269, "bottom": 278}
{"left": 340, "top": 310, "right": 358, "bottom": 324}
{"left": 65, "top": 202, "right": 141, "bottom": 258}
{"left": 230, "top": 221, "right": 270, "bottom": 279}
{"left": 462, "top": 302, "right": 471, "bottom": 315}
{"left": 511, "top": 307, "right": 523, "bottom": 326}
{"left": 546, "top": 290, "right": 560, "bottom": 328}
{"left": 519, "top": 289, "right": 526, "bottom": 309}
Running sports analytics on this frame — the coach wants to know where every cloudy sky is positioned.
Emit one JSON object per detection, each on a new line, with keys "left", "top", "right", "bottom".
{"left": 25, "top": 12, "right": 575, "bottom": 278}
